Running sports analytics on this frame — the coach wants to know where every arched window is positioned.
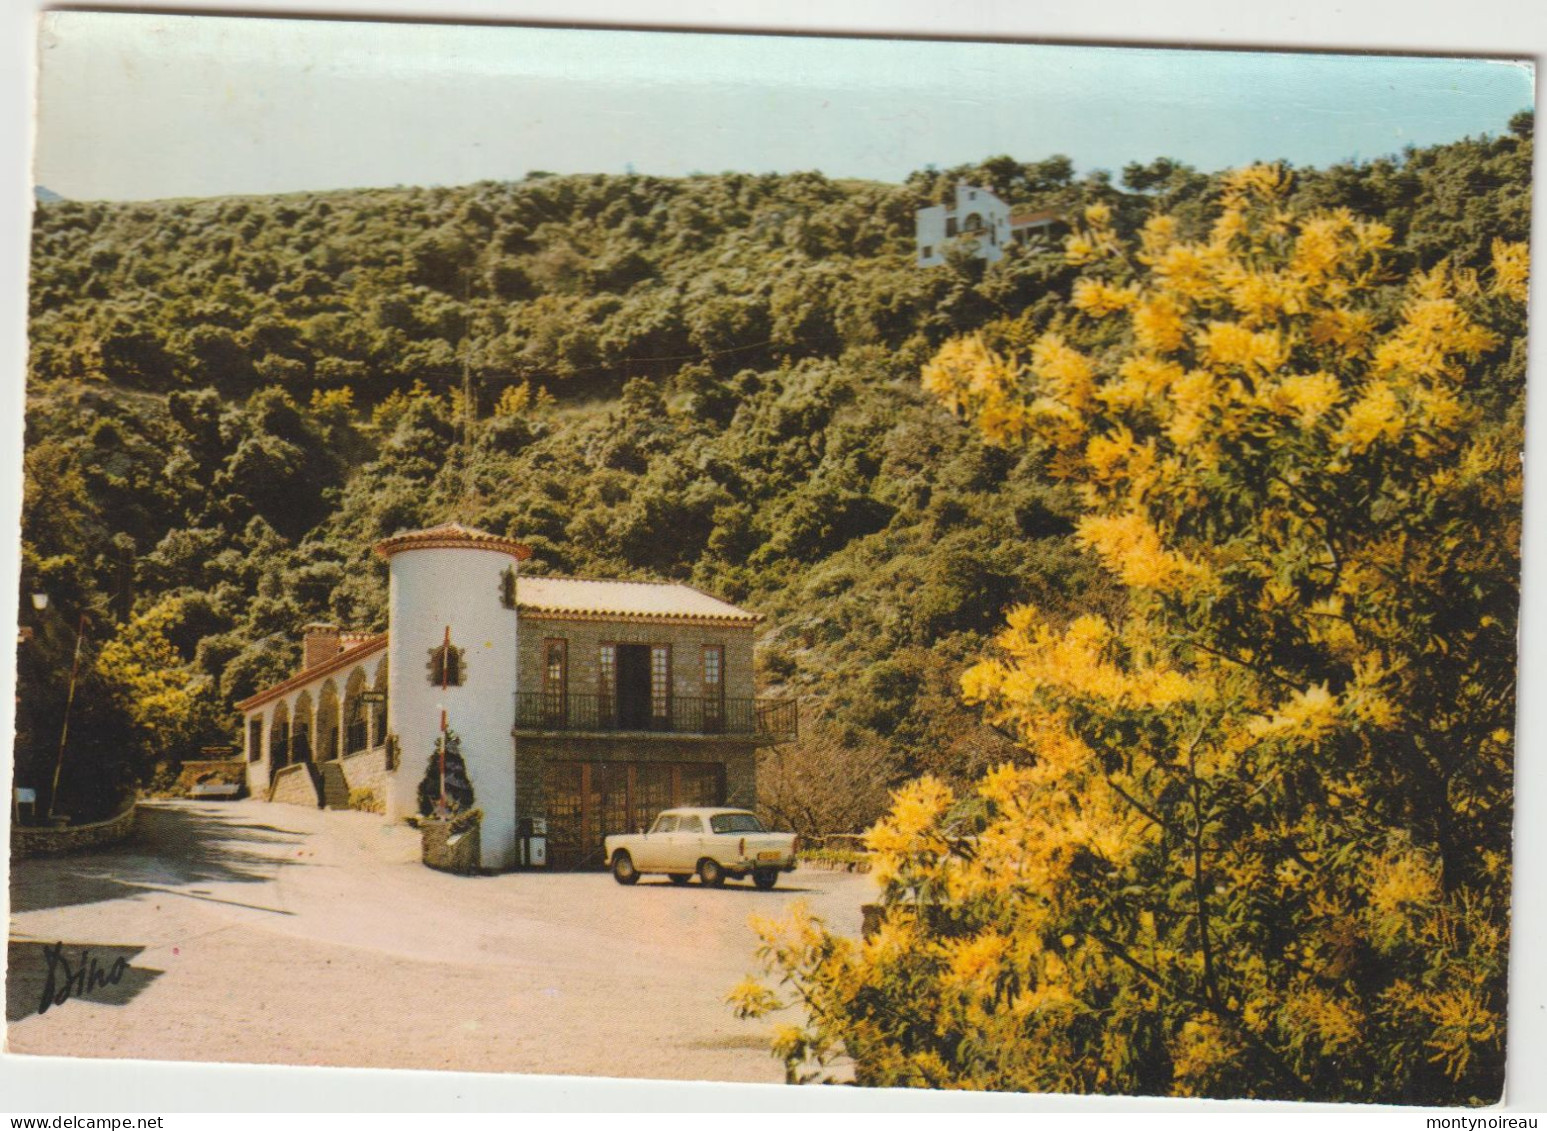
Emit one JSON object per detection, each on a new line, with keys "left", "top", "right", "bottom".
{"left": 270, "top": 702, "right": 290, "bottom": 768}
{"left": 317, "top": 682, "right": 340, "bottom": 762}
{"left": 427, "top": 637, "right": 466, "bottom": 686}
{"left": 292, "top": 692, "right": 314, "bottom": 764}
{"left": 344, "top": 668, "right": 368, "bottom": 755}
{"left": 372, "top": 658, "right": 389, "bottom": 748}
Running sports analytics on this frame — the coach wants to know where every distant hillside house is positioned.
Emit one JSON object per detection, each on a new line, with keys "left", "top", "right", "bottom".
{"left": 915, "top": 183, "right": 1061, "bottom": 267}
{"left": 235, "top": 523, "right": 796, "bottom": 871}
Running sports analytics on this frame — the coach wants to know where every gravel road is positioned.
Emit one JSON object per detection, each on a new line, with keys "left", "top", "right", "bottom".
{"left": 6, "top": 800, "right": 873, "bottom": 1083}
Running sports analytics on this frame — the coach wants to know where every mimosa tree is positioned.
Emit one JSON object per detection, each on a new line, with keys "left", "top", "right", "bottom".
{"left": 733, "top": 166, "right": 1528, "bottom": 1104}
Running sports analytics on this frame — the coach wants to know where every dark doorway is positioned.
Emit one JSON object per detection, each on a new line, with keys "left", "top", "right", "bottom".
{"left": 617, "top": 644, "right": 651, "bottom": 729}
{"left": 541, "top": 759, "right": 726, "bottom": 869}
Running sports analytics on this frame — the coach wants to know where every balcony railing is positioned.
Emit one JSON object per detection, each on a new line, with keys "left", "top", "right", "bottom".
{"left": 515, "top": 692, "right": 796, "bottom": 741}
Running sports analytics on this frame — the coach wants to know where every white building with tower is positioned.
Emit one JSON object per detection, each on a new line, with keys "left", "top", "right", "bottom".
{"left": 915, "top": 183, "right": 1062, "bottom": 267}
{"left": 235, "top": 523, "right": 795, "bottom": 872}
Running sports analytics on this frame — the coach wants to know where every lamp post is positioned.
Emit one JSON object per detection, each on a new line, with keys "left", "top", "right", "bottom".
{"left": 17, "top": 593, "right": 47, "bottom": 645}
{"left": 46, "top": 610, "right": 89, "bottom": 821}
{"left": 12, "top": 591, "right": 52, "bottom": 821}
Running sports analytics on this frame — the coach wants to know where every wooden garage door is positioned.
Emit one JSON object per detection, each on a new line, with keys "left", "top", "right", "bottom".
{"left": 541, "top": 760, "right": 725, "bottom": 870}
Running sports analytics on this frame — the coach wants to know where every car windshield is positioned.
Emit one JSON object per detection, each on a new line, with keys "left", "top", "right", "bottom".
{"left": 710, "top": 813, "right": 765, "bottom": 834}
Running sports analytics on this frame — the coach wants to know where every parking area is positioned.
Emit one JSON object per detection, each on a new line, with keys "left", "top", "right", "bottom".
{"left": 6, "top": 800, "right": 872, "bottom": 1082}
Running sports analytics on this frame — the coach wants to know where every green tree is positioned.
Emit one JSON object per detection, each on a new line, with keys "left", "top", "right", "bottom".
{"left": 95, "top": 598, "right": 231, "bottom": 768}
{"left": 736, "top": 170, "right": 1527, "bottom": 1104}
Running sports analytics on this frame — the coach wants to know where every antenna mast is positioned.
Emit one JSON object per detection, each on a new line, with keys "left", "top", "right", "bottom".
{"left": 460, "top": 266, "right": 478, "bottom": 520}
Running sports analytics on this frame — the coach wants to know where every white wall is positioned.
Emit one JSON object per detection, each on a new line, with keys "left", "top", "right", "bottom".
{"left": 916, "top": 184, "right": 1011, "bottom": 265}
{"left": 385, "top": 545, "right": 521, "bottom": 868}
{"left": 915, "top": 201, "right": 949, "bottom": 265}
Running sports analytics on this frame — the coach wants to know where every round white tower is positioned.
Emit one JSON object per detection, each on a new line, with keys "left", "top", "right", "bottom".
{"left": 376, "top": 523, "right": 530, "bottom": 870}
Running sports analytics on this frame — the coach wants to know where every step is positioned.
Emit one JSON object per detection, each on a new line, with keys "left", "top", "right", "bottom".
{"left": 318, "top": 761, "right": 351, "bottom": 810}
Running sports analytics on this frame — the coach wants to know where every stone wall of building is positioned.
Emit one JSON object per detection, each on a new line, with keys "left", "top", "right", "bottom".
{"left": 517, "top": 615, "right": 757, "bottom": 705}
{"left": 513, "top": 734, "right": 757, "bottom": 826}
{"left": 340, "top": 747, "right": 391, "bottom": 808}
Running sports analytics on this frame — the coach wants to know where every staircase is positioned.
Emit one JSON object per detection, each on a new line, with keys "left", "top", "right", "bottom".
{"left": 318, "top": 761, "right": 352, "bottom": 810}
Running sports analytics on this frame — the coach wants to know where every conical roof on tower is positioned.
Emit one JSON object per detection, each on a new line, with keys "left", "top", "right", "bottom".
{"left": 374, "top": 522, "right": 532, "bottom": 560}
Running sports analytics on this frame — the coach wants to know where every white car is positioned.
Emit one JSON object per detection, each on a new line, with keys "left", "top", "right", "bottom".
{"left": 605, "top": 807, "right": 799, "bottom": 889}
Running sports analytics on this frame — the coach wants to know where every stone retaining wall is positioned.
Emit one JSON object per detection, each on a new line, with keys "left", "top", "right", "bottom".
{"left": 340, "top": 747, "right": 390, "bottom": 807}
{"left": 10, "top": 801, "right": 139, "bottom": 861}
{"left": 270, "top": 763, "right": 321, "bottom": 807}
{"left": 421, "top": 816, "right": 482, "bottom": 874}
{"left": 176, "top": 759, "right": 248, "bottom": 796}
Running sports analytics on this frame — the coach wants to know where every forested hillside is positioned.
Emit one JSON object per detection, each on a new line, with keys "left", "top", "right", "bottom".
{"left": 15, "top": 116, "right": 1533, "bottom": 829}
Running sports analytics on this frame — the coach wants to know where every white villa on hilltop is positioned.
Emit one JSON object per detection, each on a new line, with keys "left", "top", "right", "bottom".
{"left": 236, "top": 523, "right": 795, "bottom": 872}
{"left": 915, "top": 183, "right": 1061, "bottom": 267}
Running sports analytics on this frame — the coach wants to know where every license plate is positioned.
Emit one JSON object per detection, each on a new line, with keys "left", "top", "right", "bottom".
{"left": 757, "top": 850, "right": 782, "bottom": 862}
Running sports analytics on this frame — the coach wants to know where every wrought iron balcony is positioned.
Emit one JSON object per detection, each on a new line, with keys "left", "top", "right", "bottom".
{"left": 515, "top": 692, "right": 796, "bottom": 741}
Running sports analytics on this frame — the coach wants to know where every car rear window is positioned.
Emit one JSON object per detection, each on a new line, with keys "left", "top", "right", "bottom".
{"left": 710, "top": 813, "right": 765, "bottom": 834}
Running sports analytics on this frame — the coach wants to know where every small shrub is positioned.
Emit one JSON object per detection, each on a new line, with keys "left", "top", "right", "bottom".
{"left": 348, "top": 787, "right": 383, "bottom": 814}
{"left": 416, "top": 727, "right": 476, "bottom": 817}
{"left": 797, "top": 847, "right": 872, "bottom": 873}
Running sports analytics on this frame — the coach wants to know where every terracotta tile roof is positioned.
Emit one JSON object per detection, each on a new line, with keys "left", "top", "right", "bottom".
{"left": 375, "top": 522, "right": 532, "bottom": 560}
{"left": 236, "top": 633, "right": 388, "bottom": 713}
{"left": 236, "top": 573, "right": 759, "bottom": 713}
{"left": 1010, "top": 206, "right": 1062, "bottom": 227}
{"left": 516, "top": 577, "right": 761, "bottom": 624}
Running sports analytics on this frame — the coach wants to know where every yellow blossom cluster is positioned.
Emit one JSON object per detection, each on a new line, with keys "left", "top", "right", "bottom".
{"left": 920, "top": 335, "right": 1029, "bottom": 445}
{"left": 1491, "top": 238, "right": 1530, "bottom": 303}
{"left": 1196, "top": 321, "right": 1289, "bottom": 374}
{"left": 970, "top": 610, "right": 1195, "bottom": 713}
{"left": 1071, "top": 277, "right": 1138, "bottom": 317}
{"left": 1077, "top": 512, "right": 1214, "bottom": 593}
{"left": 1264, "top": 371, "right": 1343, "bottom": 427}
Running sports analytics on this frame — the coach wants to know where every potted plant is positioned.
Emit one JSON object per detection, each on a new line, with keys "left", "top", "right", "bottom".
{"left": 416, "top": 728, "right": 480, "bottom": 873}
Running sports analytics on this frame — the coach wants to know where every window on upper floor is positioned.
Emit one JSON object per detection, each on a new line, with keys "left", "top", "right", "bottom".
{"left": 703, "top": 644, "right": 725, "bottom": 731}
{"left": 427, "top": 637, "right": 466, "bottom": 687}
{"left": 599, "top": 644, "right": 616, "bottom": 698}
{"left": 542, "top": 639, "right": 568, "bottom": 727}
{"left": 651, "top": 645, "right": 671, "bottom": 723}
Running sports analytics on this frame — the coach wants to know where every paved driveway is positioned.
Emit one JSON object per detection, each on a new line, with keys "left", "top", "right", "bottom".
{"left": 5, "top": 800, "right": 873, "bottom": 1083}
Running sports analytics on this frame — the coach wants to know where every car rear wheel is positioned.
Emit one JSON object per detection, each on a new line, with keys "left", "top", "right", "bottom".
{"left": 753, "top": 868, "right": 779, "bottom": 891}
{"left": 668, "top": 873, "right": 691, "bottom": 885}
{"left": 611, "top": 851, "right": 639, "bottom": 885}
{"left": 698, "top": 858, "right": 726, "bottom": 887}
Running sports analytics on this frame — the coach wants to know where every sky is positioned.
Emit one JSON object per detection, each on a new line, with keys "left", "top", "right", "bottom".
{"left": 32, "top": 11, "right": 1535, "bottom": 202}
